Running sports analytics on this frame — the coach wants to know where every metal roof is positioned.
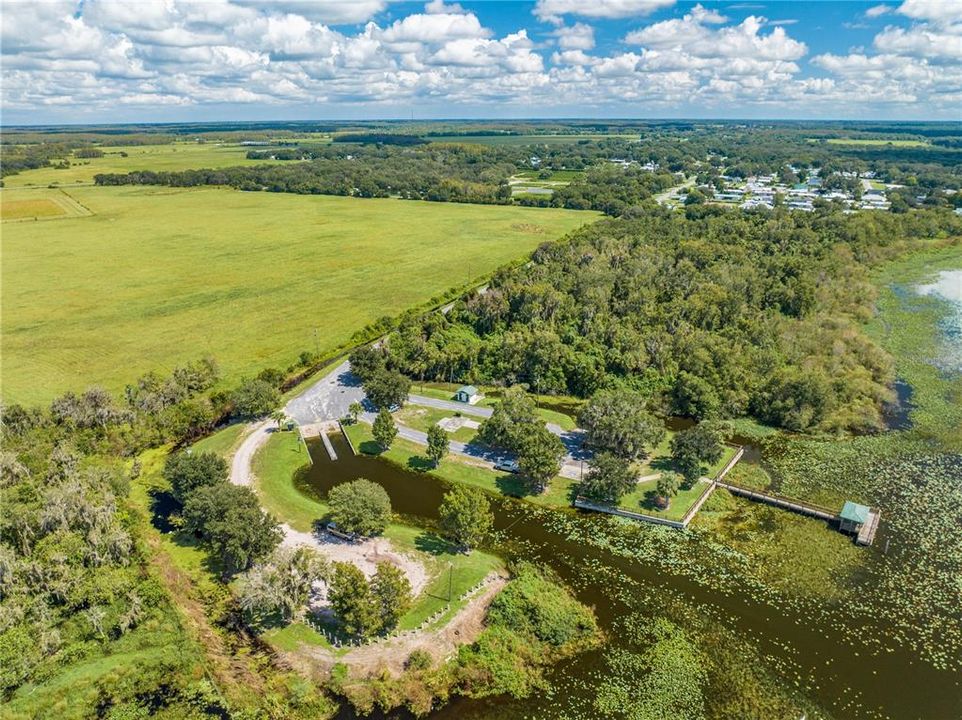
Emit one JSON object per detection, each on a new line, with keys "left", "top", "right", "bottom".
{"left": 840, "top": 501, "right": 870, "bottom": 524}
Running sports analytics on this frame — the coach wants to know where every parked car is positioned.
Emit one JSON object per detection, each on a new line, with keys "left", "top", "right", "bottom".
{"left": 494, "top": 460, "right": 520, "bottom": 474}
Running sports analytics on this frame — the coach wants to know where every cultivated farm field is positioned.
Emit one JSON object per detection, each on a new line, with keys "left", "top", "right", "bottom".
{"left": 1, "top": 185, "right": 594, "bottom": 404}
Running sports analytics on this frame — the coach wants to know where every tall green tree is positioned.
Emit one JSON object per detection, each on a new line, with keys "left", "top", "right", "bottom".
{"left": 327, "top": 562, "right": 381, "bottom": 638}
{"left": 364, "top": 368, "right": 411, "bottom": 409}
{"left": 162, "top": 450, "right": 227, "bottom": 503}
{"left": 347, "top": 401, "right": 363, "bottom": 424}
{"left": 327, "top": 478, "right": 392, "bottom": 536}
{"left": 349, "top": 345, "right": 387, "bottom": 382}
{"left": 477, "top": 386, "right": 538, "bottom": 450}
{"left": 182, "top": 483, "right": 282, "bottom": 578}
{"left": 372, "top": 408, "right": 398, "bottom": 450}
{"left": 655, "top": 472, "right": 682, "bottom": 510}
{"left": 231, "top": 378, "right": 281, "bottom": 419}
{"left": 579, "top": 452, "right": 636, "bottom": 504}
{"left": 426, "top": 423, "right": 449, "bottom": 467}
{"left": 517, "top": 427, "right": 565, "bottom": 494}
{"left": 670, "top": 421, "right": 728, "bottom": 484}
{"left": 371, "top": 562, "right": 412, "bottom": 633}
{"left": 579, "top": 390, "right": 665, "bottom": 460}
{"left": 438, "top": 485, "right": 494, "bottom": 551}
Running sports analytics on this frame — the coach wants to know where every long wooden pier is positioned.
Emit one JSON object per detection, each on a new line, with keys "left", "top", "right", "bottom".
{"left": 715, "top": 481, "right": 837, "bottom": 522}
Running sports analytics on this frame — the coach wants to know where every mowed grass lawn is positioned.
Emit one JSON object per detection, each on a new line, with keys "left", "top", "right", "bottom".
{"left": 2, "top": 186, "right": 594, "bottom": 404}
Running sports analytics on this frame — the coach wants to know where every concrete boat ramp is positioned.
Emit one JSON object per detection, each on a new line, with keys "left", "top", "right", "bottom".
{"left": 300, "top": 420, "right": 340, "bottom": 460}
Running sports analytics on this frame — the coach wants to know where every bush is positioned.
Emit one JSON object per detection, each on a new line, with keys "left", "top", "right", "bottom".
{"left": 487, "top": 563, "right": 597, "bottom": 648}
{"left": 405, "top": 649, "right": 433, "bottom": 671}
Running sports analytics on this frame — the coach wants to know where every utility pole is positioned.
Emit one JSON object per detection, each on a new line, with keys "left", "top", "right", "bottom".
{"left": 447, "top": 561, "right": 453, "bottom": 602}
{"left": 314, "top": 327, "right": 320, "bottom": 355}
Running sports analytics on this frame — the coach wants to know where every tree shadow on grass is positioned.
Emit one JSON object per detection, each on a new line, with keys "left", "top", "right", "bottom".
{"left": 495, "top": 472, "right": 534, "bottom": 498}
{"left": 639, "top": 489, "right": 668, "bottom": 513}
{"left": 148, "top": 488, "right": 179, "bottom": 534}
{"left": 358, "top": 440, "right": 383, "bottom": 455}
{"left": 649, "top": 456, "right": 677, "bottom": 473}
{"left": 414, "top": 531, "right": 455, "bottom": 557}
{"left": 414, "top": 531, "right": 462, "bottom": 600}
{"left": 407, "top": 455, "right": 434, "bottom": 473}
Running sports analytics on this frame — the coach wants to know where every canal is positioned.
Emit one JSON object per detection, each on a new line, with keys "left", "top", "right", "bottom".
{"left": 301, "top": 433, "right": 962, "bottom": 720}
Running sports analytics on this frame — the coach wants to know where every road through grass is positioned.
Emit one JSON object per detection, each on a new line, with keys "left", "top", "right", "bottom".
{"left": 2, "top": 186, "right": 594, "bottom": 404}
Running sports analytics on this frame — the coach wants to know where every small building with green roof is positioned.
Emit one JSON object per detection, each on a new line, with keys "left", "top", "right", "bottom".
{"left": 839, "top": 501, "right": 870, "bottom": 534}
{"left": 454, "top": 385, "right": 481, "bottom": 404}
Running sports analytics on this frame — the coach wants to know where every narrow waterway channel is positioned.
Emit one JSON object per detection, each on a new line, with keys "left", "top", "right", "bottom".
{"left": 301, "top": 434, "right": 962, "bottom": 720}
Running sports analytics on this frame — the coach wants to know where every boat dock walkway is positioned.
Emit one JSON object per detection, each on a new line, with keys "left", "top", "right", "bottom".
{"left": 717, "top": 481, "right": 882, "bottom": 546}
{"left": 715, "top": 481, "right": 837, "bottom": 522}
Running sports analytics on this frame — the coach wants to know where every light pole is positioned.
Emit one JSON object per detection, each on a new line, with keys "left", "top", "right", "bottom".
{"left": 447, "top": 561, "right": 453, "bottom": 602}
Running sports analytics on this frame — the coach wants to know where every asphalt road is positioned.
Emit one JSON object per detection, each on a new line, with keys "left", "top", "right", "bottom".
{"left": 283, "top": 361, "right": 590, "bottom": 479}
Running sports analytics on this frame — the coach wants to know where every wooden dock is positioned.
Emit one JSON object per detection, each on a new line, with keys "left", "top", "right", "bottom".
{"left": 717, "top": 482, "right": 882, "bottom": 547}
{"left": 857, "top": 509, "right": 881, "bottom": 546}
{"left": 715, "top": 481, "right": 837, "bottom": 522}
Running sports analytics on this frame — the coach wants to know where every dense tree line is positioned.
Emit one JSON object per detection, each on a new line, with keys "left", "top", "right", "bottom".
{"left": 95, "top": 143, "right": 517, "bottom": 205}
{"left": 521, "top": 164, "right": 677, "bottom": 216}
{"left": 381, "top": 207, "right": 962, "bottom": 433}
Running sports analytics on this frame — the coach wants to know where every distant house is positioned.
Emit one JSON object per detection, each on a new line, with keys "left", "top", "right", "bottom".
{"left": 838, "top": 501, "right": 870, "bottom": 534}
{"left": 454, "top": 385, "right": 481, "bottom": 404}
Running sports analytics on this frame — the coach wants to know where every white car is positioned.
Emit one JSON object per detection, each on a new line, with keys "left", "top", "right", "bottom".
{"left": 494, "top": 460, "right": 520, "bottom": 474}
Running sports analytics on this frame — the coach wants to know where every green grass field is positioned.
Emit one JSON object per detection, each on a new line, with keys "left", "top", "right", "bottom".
{"left": 0, "top": 187, "right": 94, "bottom": 222}
{"left": 413, "top": 381, "right": 583, "bottom": 430}
{"left": 4, "top": 141, "right": 299, "bottom": 188}
{"left": 1, "top": 186, "right": 593, "bottom": 404}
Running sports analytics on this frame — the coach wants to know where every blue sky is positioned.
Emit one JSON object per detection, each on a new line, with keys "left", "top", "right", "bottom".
{"left": 1, "top": 0, "right": 959, "bottom": 124}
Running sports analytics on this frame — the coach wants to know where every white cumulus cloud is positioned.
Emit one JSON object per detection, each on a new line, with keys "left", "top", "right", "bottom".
{"left": 534, "top": 0, "right": 676, "bottom": 24}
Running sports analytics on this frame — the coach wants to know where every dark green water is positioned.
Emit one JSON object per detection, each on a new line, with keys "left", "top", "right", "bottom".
{"left": 303, "top": 434, "right": 962, "bottom": 720}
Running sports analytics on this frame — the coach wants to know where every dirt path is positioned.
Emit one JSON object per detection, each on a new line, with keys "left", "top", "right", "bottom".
{"left": 230, "top": 420, "right": 271, "bottom": 487}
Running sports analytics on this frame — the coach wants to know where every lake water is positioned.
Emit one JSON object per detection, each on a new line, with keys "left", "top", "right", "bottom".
{"left": 918, "top": 269, "right": 962, "bottom": 304}
{"left": 305, "top": 434, "right": 962, "bottom": 720}
{"left": 917, "top": 268, "right": 962, "bottom": 372}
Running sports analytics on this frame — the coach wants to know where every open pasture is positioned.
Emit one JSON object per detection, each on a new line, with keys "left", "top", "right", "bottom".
{"left": 0, "top": 188, "right": 93, "bottom": 222}
{"left": 4, "top": 141, "right": 303, "bottom": 188}
{"left": 1, "top": 186, "right": 593, "bottom": 404}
